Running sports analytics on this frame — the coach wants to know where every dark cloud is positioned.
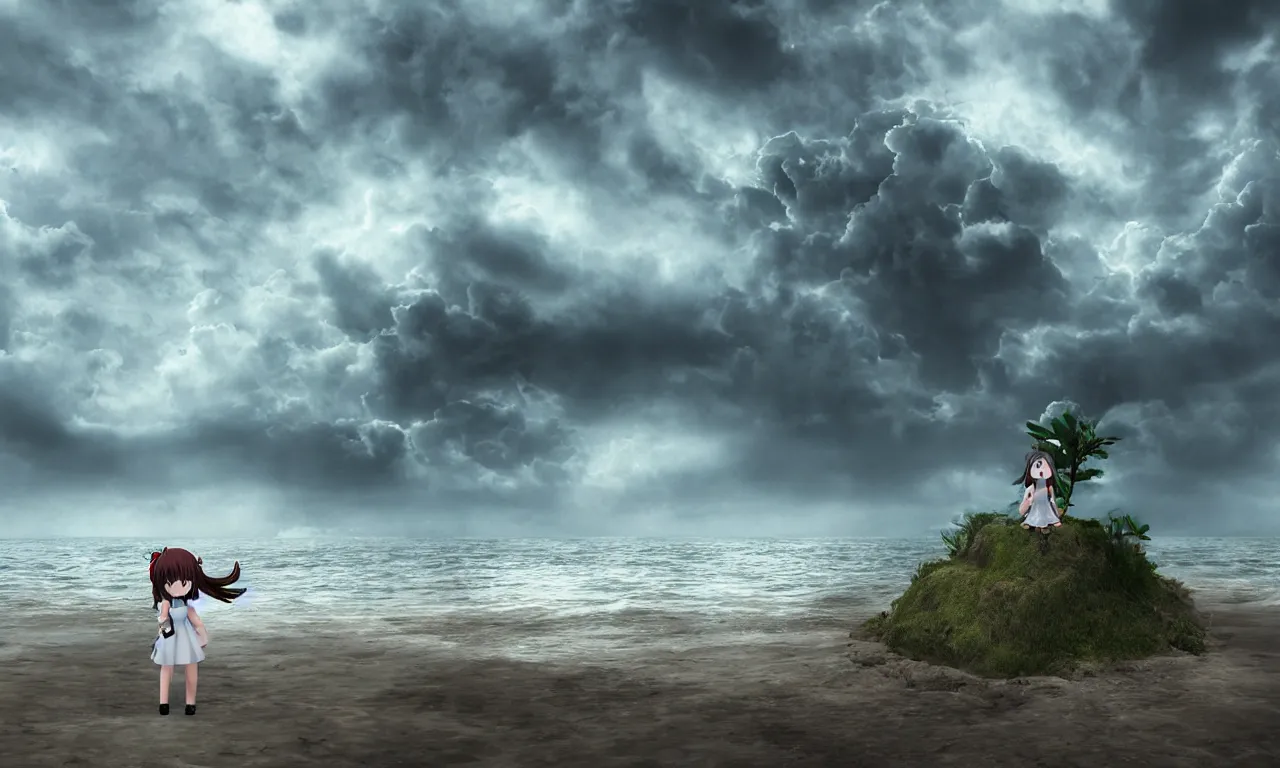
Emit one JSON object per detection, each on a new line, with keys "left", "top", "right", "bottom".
{"left": 1136, "top": 271, "right": 1203, "bottom": 316}
{"left": 749, "top": 116, "right": 1070, "bottom": 392}
{"left": 310, "top": 5, "right": 605, "bottom": 165}
{"left": 313, "top": 250, "right": 395, "bottom": 338}
{"left": 0, "top": 0, "right": 1278, "bottom": 534}
{"left": 0, "top": 383, "right": 413, "bottom": 494}
{"left": 0, "top": 384, "right": 118, "bottom": 474}
{"left": 1034, "top": 11, "right": 1136, "bottom": 117}
{"left": 0, "top": 286, "right": 12, "bottom": 351}
{"left": 364, "top": 270, "right": 735, "bottom": 420}
{"left": 272, "top": 9, "right": 308, "bottom": 36}
{"left": 617, "top": 0, "right": 797, "bottom": 90}
{"left": 1115, "top": 0, "right": 1280, "bottom": 92}
{"left": 755, "top": 112, "right": 900, "bottom": 230}
{"left": 1014, "top": 2, "right": 1279, "bottom": 228}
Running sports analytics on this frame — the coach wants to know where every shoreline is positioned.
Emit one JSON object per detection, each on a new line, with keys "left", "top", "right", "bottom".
{"left": 3, "top": 602, "right": 1279, "bottom": 767}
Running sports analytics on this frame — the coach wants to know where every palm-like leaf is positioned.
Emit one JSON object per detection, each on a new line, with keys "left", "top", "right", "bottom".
{"left": 1023, "top": 409, "right": 1122, "bottom": 514}
{"left": 1025, "top": 422, "right": 1055, "bottom": 440}
{"left": 1054, "top": 475, "right": 1070, "bottom": 499}
{"left": 941, "top": 530, "right": 962, "bottom": 558}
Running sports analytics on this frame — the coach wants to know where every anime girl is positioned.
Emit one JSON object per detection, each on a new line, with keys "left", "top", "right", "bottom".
{"left": 1016, "top": 450, "right": 1063, "bottom": 534}
{"left": 148, "top": 547, "right": 245, "bottom": 716}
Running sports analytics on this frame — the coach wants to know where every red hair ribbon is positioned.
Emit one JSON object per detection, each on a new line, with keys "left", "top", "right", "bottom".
{"left": 147, "top": 548, "right": 166, "bottom": 577}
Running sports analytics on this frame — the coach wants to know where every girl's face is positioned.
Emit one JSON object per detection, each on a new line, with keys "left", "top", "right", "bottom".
{"left": 165, "top": 580, "right": 192, "bottom": 597}
{"left": 1030, "top": 457, "right": 1053, "bottom": 479}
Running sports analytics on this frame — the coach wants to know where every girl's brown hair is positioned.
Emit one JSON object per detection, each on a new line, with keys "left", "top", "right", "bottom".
{"left": 1014, "top": 450, "right": 1057, "bottom": 489}
{"left": 148, "top": 547, "right": 246, "bottom": 609}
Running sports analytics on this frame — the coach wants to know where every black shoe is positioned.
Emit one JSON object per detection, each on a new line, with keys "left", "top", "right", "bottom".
{"left": 184, "top": 704, "right": 197, "bottom": 716}
{"left": 158, "top": 704, "right": 169, "bottom": 716}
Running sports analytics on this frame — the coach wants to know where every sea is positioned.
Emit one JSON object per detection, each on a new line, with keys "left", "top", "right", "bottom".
{"left": 2, "top": 537, "right": 1278, "bottom": 660}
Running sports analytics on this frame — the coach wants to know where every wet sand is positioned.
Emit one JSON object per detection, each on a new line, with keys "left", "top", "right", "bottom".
{"left": 2, "top": 603, "right": 1278, "bottom": 768}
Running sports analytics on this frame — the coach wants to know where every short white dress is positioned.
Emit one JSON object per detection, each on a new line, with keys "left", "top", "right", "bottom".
{"left": 151, "top": 598, "right": 205, "bottom": 666}
{"left": 1023, "top": 478, "right": 1062, "bottom": 528}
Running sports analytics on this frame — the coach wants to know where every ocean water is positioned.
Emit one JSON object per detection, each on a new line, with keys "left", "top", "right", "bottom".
{"left": 2, "top": 537, "right": 1278, "bottom": 659}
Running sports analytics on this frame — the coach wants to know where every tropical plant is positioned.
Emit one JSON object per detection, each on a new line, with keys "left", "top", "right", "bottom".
{"left": 940, "top": 528, "right": 965, "bottom": 559}
{"left": 1024, "top": 410, "right": 1121, "bottom": 515}
{"left": 1101, "top": 510, "right": 1159, "bottom": 586}
{"left": 1104, "top": 510, "right": 1152, "bottom": 550}
{"left": 940, "top": 511, "right": 1013, "bottom": 558}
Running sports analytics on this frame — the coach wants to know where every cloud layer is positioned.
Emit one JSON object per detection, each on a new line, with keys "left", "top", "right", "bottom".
{"left": 1, "top": 0, "right": 1278, "bottom": 536}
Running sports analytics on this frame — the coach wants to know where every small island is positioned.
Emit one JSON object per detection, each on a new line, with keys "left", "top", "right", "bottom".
{"left": 862, "top": 409, "right": 1207, "bottom": 678}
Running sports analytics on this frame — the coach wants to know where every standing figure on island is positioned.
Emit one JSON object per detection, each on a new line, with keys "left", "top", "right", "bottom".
{"left": 148, "top": 547, "right": 246, "bottom": 716}
{"left": 1017, "top": 450, "right": 1063, "bottom": 534}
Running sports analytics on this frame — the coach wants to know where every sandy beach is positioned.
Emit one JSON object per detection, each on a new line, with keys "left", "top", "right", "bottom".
{"left": 2, "top": 603, "right": 1278, "bottom": 768}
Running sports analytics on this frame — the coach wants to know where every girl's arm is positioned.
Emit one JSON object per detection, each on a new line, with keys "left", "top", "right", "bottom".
{"left": 158, "top": 599, "right": 171, "bottom": 623}
{"left": 187, "top": 606, "right": 209, "bottom": 646}
{"left": 1018, "top": 486, "right": 1033, "bottom": 515}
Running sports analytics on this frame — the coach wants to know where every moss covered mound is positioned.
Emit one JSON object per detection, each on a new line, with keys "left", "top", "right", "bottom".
{"left": 863, "top": 516, "right": 1206, "bottom": 678}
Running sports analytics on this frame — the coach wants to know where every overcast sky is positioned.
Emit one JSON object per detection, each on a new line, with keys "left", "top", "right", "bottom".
{"left": 0, "top": 0, "right": 1277, "bottom": 537}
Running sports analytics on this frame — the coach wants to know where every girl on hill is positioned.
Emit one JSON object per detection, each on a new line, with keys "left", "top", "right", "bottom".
{"left": 1017, "top": 450, "right": 1063, "bottom": 534}
{"left": 148, "top": 547, "right": 246, "bottom": 716}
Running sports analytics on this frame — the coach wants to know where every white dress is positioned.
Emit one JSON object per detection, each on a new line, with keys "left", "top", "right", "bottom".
{"left": 1023, "top": 478, "right": 1061, "bottom": 528}
{"left": 151, "top": 598, "right": 205, "bottom": 666}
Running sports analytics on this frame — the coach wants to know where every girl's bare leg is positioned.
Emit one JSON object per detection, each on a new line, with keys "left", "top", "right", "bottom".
{"left": 159, "top": 665, "right": 173, "bottom": 704}
{"left": 185, "top": 663, "right": 198, "bottom": 705}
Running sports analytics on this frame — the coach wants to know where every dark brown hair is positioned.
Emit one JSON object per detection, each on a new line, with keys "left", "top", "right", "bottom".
{"left": 148, "top": 547, "right": 245, "bottom": 609}
{"left": 1014, "top": 450, "right": 1057, "bottom": 491}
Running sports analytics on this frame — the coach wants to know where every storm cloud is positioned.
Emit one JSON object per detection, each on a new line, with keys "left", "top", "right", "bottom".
{"left": 1, "top": 0, "right": 1278, "bottom": 536}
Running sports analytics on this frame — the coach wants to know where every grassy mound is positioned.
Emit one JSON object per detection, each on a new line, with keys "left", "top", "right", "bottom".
{"left": 863, "top": 514, "right": 1205, "bottom": 678}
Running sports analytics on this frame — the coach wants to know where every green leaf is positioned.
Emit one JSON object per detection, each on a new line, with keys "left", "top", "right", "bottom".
{"left": 1050, "top": 416, "right": 1070, "bottom": 437}
{"left": 1025, "top": 422, "right": 1055, "bottom": 439}
{"left": 1054, "top": 477, "right": 1071, "bottom": 507}
{"left": 1075, "top": 468, "right": 1104, "bottom": 482}
{"left": 1093, "top": 449, "right": 1109, "bottom": 460}
{"left": 1062, "top": 411, "right": 1079, "bottom": 432}
{"left": 1034, "top": 441, "right": 1069, "bottom": 468}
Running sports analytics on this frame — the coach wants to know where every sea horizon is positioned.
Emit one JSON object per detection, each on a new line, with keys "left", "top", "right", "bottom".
{"left": 5, "top": 537, "right": 1278, "bottom": 607}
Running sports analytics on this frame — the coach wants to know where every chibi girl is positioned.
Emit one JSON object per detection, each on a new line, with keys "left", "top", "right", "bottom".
{"left": 1016, "top": 450, "right": 1063, "bottom": 533}
{"left": 148, "top": 547, "right": 245, "bottom": 716}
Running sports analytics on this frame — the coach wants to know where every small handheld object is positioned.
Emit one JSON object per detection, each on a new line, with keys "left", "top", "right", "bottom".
{"left": 159, "top": 617, "right": 175, "bottom": 638}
